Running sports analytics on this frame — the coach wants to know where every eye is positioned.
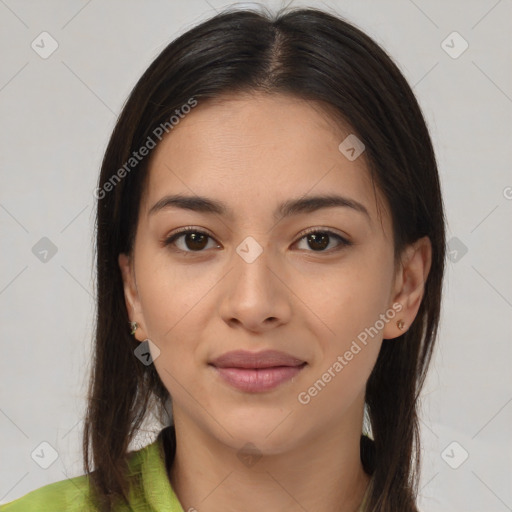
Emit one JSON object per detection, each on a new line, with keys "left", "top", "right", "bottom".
{"left": 164, "top": 227, "right": 220, "bottom": 253}
{"left": 294, "top": 229, "right": 351, "bottom": 252}
{"left": 164, "top": 227, "right": 351, "bottom": 254}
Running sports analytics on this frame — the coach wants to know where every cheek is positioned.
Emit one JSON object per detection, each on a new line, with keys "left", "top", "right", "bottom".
{"left": 135, "top": 258, "right": 210, "bottom": 396}
{"left": 135, "top": 252, "right": 215, "bottom": 340}
{"left": 307, "top": 255, "right": 395, "bottom": 346}
{"left": 294, "top": 263, "right": 392, "bottom": 416}
{"left": 133, "top": 251, "right": 228, "bottom": 388}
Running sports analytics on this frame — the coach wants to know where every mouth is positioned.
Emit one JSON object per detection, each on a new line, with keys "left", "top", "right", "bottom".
{"left": 208, "top": 349, "right": 307, "bottom": 392}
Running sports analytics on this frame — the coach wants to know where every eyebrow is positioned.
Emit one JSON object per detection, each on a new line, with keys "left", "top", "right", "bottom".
{"left": 148, "top": 193, "right": 370, "bottom": 221}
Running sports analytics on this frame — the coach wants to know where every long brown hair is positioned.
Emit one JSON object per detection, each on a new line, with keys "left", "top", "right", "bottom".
{"left": 84, "top": 6, "right": 446, "bottom": 511}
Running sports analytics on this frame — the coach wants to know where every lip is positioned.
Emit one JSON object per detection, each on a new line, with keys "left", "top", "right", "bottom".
{"left": 209, "top": 349, "right": 306, "bottom": 369}
{"left": 209, "top": 350, "right": 307, "bottom": 392}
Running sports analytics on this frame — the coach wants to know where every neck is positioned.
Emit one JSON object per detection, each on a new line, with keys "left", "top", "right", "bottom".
{"left": 167, "top": 402, "right": 371, "bottom": 512}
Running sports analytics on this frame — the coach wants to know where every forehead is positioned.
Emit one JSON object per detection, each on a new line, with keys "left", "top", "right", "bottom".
{"left": 141, "top": 92, "right": 387, "bottom": 226}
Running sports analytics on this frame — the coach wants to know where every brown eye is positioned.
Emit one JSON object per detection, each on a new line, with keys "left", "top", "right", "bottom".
{"left": 307, "top": 232, "right": 329, "bottom": 251}
{"left": 183, "top": 232, "right": 208, "bottom": 250}
{"left": 164, "top": 229, "right": 220, "bottom": 253}
{"left": 296, "top": 230, "right": 351, "bottom": 252}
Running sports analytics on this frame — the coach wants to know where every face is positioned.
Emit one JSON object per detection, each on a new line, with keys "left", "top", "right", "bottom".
{"left": 119, "top": 92, "right": 429, "bottom": 454}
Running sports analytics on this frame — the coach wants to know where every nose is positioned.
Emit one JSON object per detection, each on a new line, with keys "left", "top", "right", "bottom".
{"left": 218, "top": 242, "right": 293, "bottom": 333}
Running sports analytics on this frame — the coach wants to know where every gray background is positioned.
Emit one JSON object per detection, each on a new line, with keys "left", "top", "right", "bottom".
{"left": 1, "top": 0, "right": 511, "bottom": 510}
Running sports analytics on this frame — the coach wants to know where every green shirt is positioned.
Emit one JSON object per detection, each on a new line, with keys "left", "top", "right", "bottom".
{"left": 0, "top": 430, "right": 370, "bottom": 511}
{"left": 0, "top": 433, "right": 185, "bottom": 512}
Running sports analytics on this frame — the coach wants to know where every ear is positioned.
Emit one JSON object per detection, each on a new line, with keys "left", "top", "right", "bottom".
{"left": 118, "top": 252, "right": 147, "bottom": 342}
{"left": 383, "top": 236, "right": 432, "bottom": 340}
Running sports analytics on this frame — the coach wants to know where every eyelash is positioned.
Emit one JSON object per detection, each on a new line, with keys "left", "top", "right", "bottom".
{"left": 163, "top": 226, "right": 352, "bottom": 255}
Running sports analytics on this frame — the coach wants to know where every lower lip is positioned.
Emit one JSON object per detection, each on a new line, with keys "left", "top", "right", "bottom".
{"left": 211, "top": 364, "right": 307, "bottom": 392}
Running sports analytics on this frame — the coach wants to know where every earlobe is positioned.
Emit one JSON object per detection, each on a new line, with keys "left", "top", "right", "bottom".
{"left": 383, "top": 236, "right": 432, "bottom": 340}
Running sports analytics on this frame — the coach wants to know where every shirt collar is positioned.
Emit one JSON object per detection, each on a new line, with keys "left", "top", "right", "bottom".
{"left": 139, "top": 428, "right": 185, "bottom": 511}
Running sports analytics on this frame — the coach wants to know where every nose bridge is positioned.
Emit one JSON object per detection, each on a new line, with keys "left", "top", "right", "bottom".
{"left": 219, "top": 234, "right": 292, "bottom": 329}
{"left": 232, "top": 234, "right": 275, "bottom": 298}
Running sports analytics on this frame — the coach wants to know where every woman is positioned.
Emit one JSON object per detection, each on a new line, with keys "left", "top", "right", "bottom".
{"left": 1, "top": 5, "right": 445, "bottom": 512}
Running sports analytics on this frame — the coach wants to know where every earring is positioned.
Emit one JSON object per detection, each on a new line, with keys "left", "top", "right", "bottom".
{"left": 397, "top": 320, "right": 405, "bottom": 330}
{"left": 129, "top": 321, "right": 138, "bottom": 335}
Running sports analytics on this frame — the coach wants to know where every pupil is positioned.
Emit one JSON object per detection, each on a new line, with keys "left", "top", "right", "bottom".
{"left": 308, "top": 233, "right": 328, "bottom": 251}
{"left": 186, "top": 233, "right": 207, "bottom": 250}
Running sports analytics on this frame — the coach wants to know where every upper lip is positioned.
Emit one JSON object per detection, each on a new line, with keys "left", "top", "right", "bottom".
{"left": 209, "top": 350, "right": 306, "bottom": 369}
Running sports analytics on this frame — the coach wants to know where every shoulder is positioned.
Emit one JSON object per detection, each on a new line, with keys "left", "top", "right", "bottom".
{"left": 0, "top": 443, "right": 152, "bottom": 511}
{"left": 0, "top": 432, "right": 177, "bottom": 512}
{"left": 0, "top": 473, "right": 96, "bottom": 511}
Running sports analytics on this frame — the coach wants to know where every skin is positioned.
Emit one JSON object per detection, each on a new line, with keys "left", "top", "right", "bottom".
{"left": 119, "top": 92, "right": 431, "bottom": 512}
